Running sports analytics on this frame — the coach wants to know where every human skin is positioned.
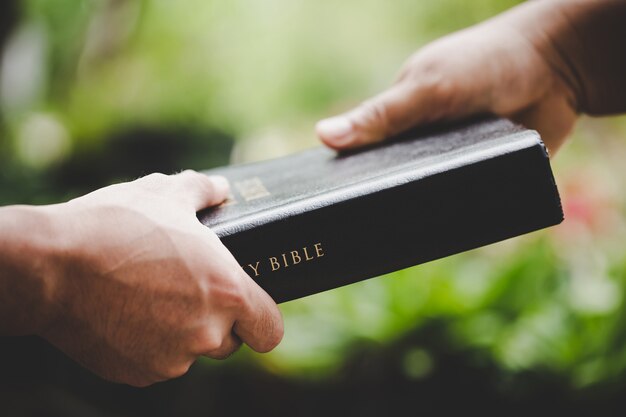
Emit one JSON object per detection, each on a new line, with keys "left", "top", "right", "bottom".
{"left": 317, "top": 0, "right": 626, "bottom": 155}
{"left": 0, "top": 171, "right": 283, "bottom": 387}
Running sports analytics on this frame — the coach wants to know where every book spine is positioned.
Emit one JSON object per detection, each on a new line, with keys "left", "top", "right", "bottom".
{"left": 217, "top": 143, "right": 563, "bottom": 303}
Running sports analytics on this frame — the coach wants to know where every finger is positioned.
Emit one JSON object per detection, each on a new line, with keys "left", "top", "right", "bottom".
{"left": 232, "top": 275, "right": 284, "bottom": 353}
{"left": 171, "top": 170, "right": 230, "bottom": 212}
{"left": 190, "top": 231, "right": 283, "bottom": 353}
{"left": 316, "top": 76, "right": 460, "bottom": 151}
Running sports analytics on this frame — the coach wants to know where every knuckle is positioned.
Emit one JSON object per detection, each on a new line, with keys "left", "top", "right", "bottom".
{"left": 222, "top": 286, "right": 247, "bottom": 310}
{"left": 196, "top": 329, "right": 224, "bottom": 353}
{"left": 406, "top": 44, "right": 449, "bottom": 75}
{"left": 404, "top": 51, "right": 466, "bottom": 122}
{"left": 357, "top": 99, "right": 390, "bottom": 135}
{"left": 158, "top": 361, "right": 192, "bottom": 380}
{"left": 143, "top": 172, "right": 168, "bottom": 183}
{"left": 196, "top": 328, "right": 242, "bottom": 359}
{"left": 135, "top": 172, "right": 169, "bottom": 192}
{"left": 419, "top": 75, "right": 459, "bottom": 121}
{"left": 416, "top": 67, "right": 447, "bottom": 96}
{"left": 182, "top": 170, "right": 214, "bottom": 191}
{"left": 207, "top": 342, "right": 241, "bottom": 360}
{"left": 213, "top": 271, "right": 248, "bottom": 310}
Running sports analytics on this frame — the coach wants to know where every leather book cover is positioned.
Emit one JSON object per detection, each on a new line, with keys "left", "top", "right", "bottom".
{"left": 198, "top": 118, "right": 564, "bottom": 303}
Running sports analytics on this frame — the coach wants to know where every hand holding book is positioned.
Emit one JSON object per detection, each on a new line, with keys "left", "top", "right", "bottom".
{"left": 0, "top": 172, "right": 283, "bottom": 386}
{"left": 316, "top": 0, "right": 626, "bottom": 155}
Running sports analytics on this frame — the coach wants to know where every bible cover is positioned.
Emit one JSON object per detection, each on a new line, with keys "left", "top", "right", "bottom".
{"left": 199, "top": 118, "right": 563, "bottom": 303}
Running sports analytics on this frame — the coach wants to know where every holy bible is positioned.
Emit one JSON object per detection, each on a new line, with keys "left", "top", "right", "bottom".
{"left": 198, "top": 118, "right": 563, "bottom": 303}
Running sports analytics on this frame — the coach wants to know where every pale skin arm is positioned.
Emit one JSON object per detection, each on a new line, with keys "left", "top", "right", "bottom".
{"left": 0, "top": 170, "right": 283, "bottom": 387}
{"left": 317, "top": 0, "right": 626, "bottom": 154}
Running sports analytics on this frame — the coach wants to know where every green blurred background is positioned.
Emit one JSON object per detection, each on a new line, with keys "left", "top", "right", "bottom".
{"left": 3, "top": 0, "right": 626, "bottom": 415}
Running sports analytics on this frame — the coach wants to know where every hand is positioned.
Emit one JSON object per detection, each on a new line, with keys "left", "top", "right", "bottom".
{"left": 1, "top": 171, "right": 283, "bottom": 386}
{"left": 316, "top": 0, "right": 585, "bottom": 154}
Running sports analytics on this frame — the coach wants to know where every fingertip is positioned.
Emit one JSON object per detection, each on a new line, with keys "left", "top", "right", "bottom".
{"left": 206, "top": 175, "right": 230, "bottom": 201}
{"left": 316, "top": 116, "right": 356, "bottom": 149}
{"left": 235, "top": 277, "right": 285, "bottom": 353}
{"left": 258, "top": 301, "right": 284, "bottom": 353}
{"left": 269, "top": 314, "right": 285, "bottom": 351}
{"left": 174, "top": 170, "right": 230, "bottom": 210}
{"left": 248, "top": 313, "right": 284, "bottom": 353}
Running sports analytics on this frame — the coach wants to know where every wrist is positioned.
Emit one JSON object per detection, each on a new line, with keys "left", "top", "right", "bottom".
{"left": 502, "top": 0, "right": 625, "bottom": 115}
{"left": 0, "top": 204, "right": 68, "bottom": 336}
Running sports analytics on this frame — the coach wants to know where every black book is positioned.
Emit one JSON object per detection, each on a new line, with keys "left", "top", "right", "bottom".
{"left": 199, "top": 118, "right": 563, "bottom": 303}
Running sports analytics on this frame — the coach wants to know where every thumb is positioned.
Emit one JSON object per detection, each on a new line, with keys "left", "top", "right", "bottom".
{"left": 171, "top": 170, "right": 230, "bottom": 211}
{"left": 316, "top": 82, "right": 427, "bottom": 150}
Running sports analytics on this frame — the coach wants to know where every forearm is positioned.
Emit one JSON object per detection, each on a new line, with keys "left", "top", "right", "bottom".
{"left": 0, "top": 205, "right": 62, "bottom": 336}
{"left": 504, "top": 0, "right": 626, "bottom": 115}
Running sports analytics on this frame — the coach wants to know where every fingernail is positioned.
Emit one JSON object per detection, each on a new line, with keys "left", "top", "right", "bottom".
{"left": 208, "top": 175, "right": 229, "bottom": 195}
{"left": 316, "top": 116, "right": 353, "bottom": 143}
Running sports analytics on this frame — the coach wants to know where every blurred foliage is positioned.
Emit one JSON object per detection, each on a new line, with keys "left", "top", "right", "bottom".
{"left": 4, "top": 0, "right": 626, "bottom": 414}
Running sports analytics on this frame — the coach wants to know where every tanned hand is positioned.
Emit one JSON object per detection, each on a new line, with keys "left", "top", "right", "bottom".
{"left": 0, "top": 171, "right": 283, "bottom": 387}
{"left": 317, "top": 0, "right": 626, "bottom": 154}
